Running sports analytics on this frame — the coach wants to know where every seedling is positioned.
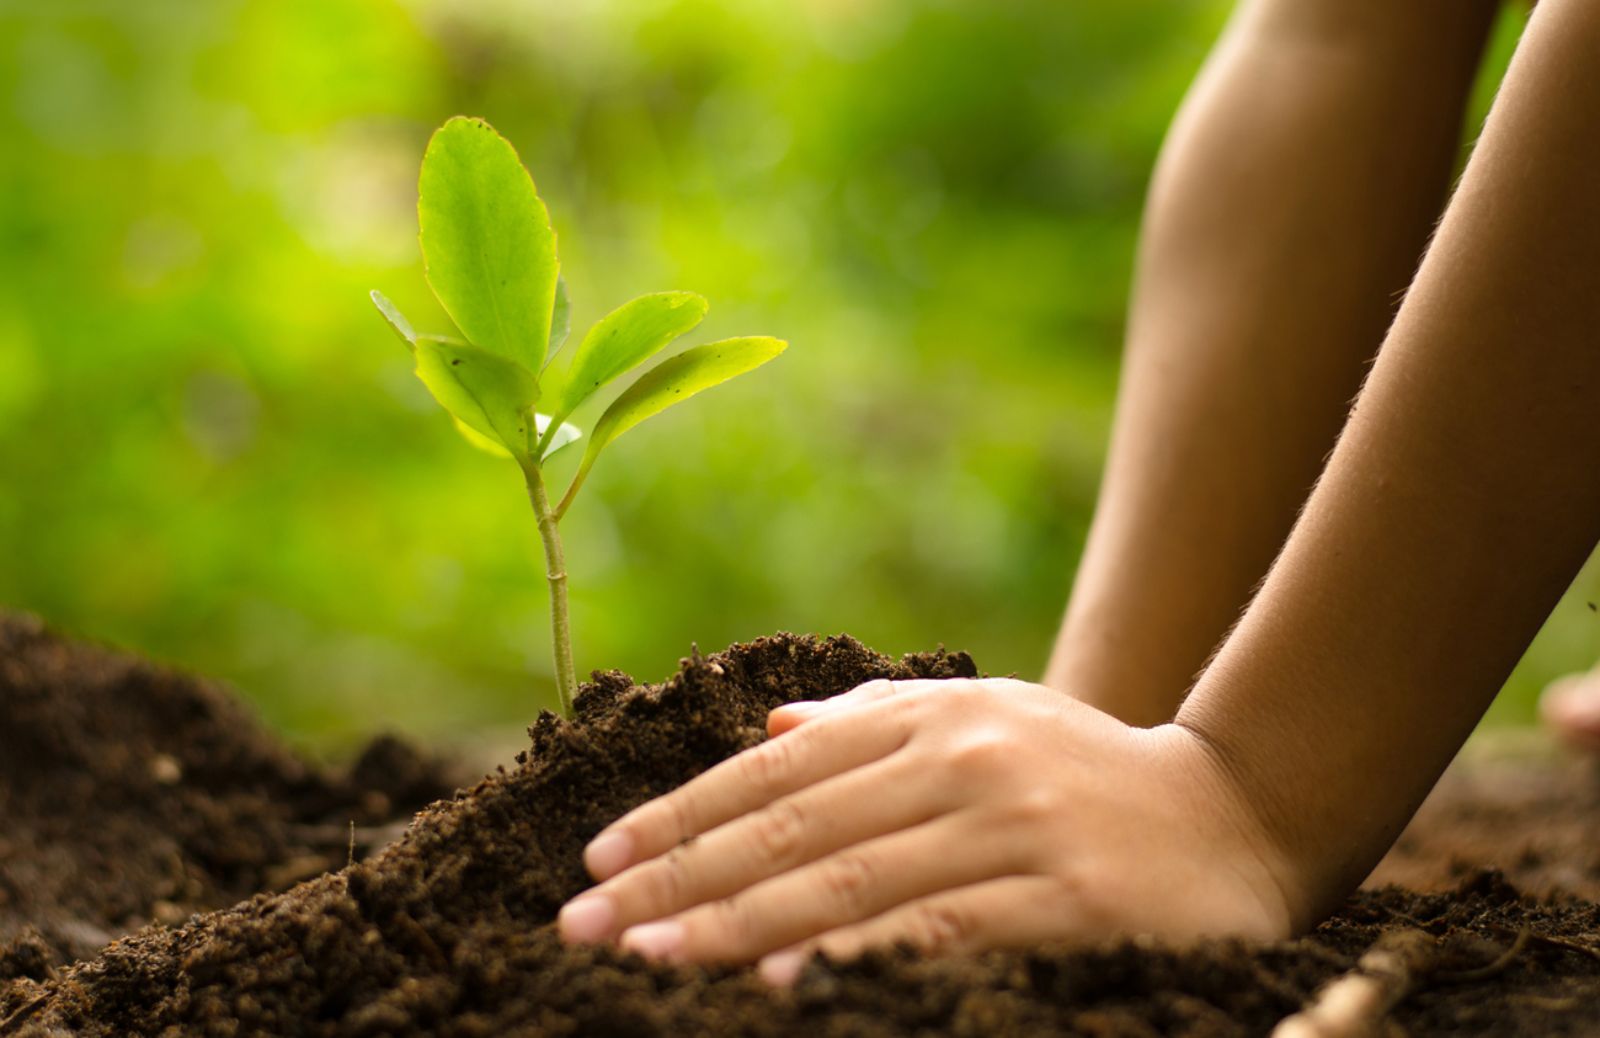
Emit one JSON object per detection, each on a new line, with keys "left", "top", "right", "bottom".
{"left": 371, "top": 116, "right": 785, "bottom": 717}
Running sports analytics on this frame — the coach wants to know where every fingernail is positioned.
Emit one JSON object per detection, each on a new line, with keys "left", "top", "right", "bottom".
{"left": 759, "top": 949, "right": 808, "bottom": 986}
{"left": 620, "top": 920, "right": 685, "bottom": 961}
{"left": 585, "top": 831, "right": 633, "bottom": 879}
{"left": 557, "top": 894, "right": 615, "bottom": 943}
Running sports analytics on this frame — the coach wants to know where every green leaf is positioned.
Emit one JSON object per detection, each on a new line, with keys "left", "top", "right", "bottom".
{"left": 544, "top": 276, "right": 572, "bottom": 370}
{"left": 536, "top": 412, "right": 583, "bottom": 459}
{"left": 546, "top": 291, "right": 709, "bottom": 421}
{"left": 453, "top": 413, "right": 579, "bottom": 461}
{"left": 418, "top": 116, "right": 558, "bottom": 372}
{"left": 370, "top": 289, "right": 417, "bottom": 346}
{"left": 452, "top": 416, "right": 514, "bottom": 459}
{"left": 412, "top": 336, "right": 539, "bottom": 456}
{"left": 559, "top": 336, "right": 785, "bottom": 514}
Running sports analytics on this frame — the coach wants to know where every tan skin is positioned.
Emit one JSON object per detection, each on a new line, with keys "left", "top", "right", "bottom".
{"left": 557, "top": 0, "right": 1600, "bottom": 982}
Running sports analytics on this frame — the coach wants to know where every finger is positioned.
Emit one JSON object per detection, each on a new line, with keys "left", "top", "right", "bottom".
{"left": 757, "top": 875, "right": 1077, "bottom": 985}
{"left": 1539, "top": 672, "right": 1600, "bottom": 753}
{"left": 767, "top": 677, "right": 940, "bottom": 736}
{"left": 617, "top": 813, "right": 1025, "bottom": 965}
{"left": 583, "top": 700, "right": 912, "bottom": 881}
{"left": 568, "top": 752, "right": 945, "bottom": 942}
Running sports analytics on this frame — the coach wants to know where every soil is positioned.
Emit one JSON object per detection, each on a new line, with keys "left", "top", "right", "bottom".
{"left": 4, "top": 613, "right": 1600, "bottom": 1036}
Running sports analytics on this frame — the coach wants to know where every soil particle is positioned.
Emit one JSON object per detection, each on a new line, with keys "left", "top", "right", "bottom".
{"left": 4, "top": 615, "right": 1600, "bottom": 1036}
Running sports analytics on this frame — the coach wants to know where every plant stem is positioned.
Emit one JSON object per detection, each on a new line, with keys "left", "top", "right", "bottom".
{"left": 520, "top": 457, "right": 576, "bottom": 717}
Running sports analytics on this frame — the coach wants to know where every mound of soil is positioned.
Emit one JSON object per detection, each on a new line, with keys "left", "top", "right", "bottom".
{"left": 4, "top": 615, "right": 1600, "bottom": 1036}
{"left": 0, "top": 613, "right": 454, "bottom": 971}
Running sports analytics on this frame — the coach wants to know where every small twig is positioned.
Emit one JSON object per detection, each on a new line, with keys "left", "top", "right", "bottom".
{"left": 1523, "top": 931, "right": 1600, "bottom": 963}
{"left": 348, "top": 819, "right": 357, "bottom": 869}
{"left": 290, "top": 821, "right": 409, "bottom": 849}
{"left": 1272, "top": 928, "right": 1437, "bottom": 1038}
{"left": 0, "top": 994, "right": 48, "bottom": 1035}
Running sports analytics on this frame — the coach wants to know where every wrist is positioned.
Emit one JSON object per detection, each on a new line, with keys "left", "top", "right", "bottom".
{"left": 1152, "top": 719, "right": 1320, "bottom": 936}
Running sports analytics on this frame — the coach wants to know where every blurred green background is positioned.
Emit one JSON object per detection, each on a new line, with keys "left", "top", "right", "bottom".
{"left": 1, "top": 0, "right": 1591, "bottom": 751}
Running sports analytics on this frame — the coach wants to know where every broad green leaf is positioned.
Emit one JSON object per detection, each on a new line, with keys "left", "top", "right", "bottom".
{"left": 546, "top": 291, "right": 709, "bottom": 421}
{"left": 370, "top": 289, "right": 417, "bottom": 345}
{"left": 412, "top": 336, "right": 539, "bottom": 456}
{"left": 536, "top": 412, "right": 583, "bottom": 459}
{"left": 560, "top": 337, "right": 785, "bottom": 513}
{"left": 418, "top": 116, "right": 558, "bottom": 372}
{"left": 544, "top": 276, "right": 572, "bottom": 370}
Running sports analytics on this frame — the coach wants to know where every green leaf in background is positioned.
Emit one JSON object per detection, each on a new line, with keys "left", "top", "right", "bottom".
{"left": 545, "top": 291, "right": 709, "bottom": 422}
{"left": 544, "top": 277, "right": 572, "bottom": 371}
{"left": 418, "top": 116, "right": 559, "bottom": 372}
{"left": 370, "top": 289, "right": 418, "bottom": 346}
{"left": 413, "top": 336, "right": 539, "bottom": 456}
{"left": 558, "top": 336, "right": 785, "bottom": 514}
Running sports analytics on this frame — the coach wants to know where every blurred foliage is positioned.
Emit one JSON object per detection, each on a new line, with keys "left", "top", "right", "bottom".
{"left": 0, "top": 0, "right": 1585, "bottom": 748}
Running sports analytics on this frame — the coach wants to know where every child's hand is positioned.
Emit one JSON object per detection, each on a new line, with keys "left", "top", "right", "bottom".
{"left": 557, "top": 678, "right": 1301, "bottom": 983}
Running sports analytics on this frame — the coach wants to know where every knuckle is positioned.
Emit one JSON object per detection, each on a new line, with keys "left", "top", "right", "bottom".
{"left": 856, "top": 678, "right": 895, "bottom": 700}
{"left": 909, "top": 901, "right": 975, "bottom": 954}
{"left": 707, "top": 896, "right": 758, "bottom": 954}
{"left": 1054, "top": 867, "right": 1113, "bottom": 930}
{"left": 933, "top": 678, "right": 978, "bottom": 701}
{"left": 949, "top": 732, "right": 1010, "bottom": 777}
{"left": 749, "top": 798, "right": 808, "bottom": 865}
{"left": 639, "top": 851, "right": 689, "bottom": 910}
{"left": 738, "top": 736, "right": 796, "bottom": 794}
{"left": 1007, "top": 787, "right": 1060, "bottom": 826}
{"left": 818, "top": 852, "right": 878, "bottom": 916}
{"left": 658, "top": 795, "right": 696, "bottom": 847}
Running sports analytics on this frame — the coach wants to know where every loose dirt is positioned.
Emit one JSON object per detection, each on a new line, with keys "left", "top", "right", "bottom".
{"left": 3, "top": 613, "right": 1598, "bottom": 1036}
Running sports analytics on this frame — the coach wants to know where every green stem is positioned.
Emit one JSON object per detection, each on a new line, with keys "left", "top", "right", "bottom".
{"left": 520, "top": 457, "right": 576, "bottom": 717}
{"left": 533, "top": 411, "right": 563, "bottom": 459}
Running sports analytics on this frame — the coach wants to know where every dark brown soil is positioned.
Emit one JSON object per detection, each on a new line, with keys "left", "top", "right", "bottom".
{"left": 4, "top": 614, "right": 1600, "bottom": 1036}
{"left": 0, "top": 614, "right": 455, "bottom": 971}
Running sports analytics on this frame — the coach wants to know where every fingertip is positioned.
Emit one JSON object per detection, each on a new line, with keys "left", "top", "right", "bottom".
{"left": 557, "top": 893, "right": 616, "bottom": 944}
{"left": 767, "top": 701, "right": 826, "bottom": 736}
{"left": 758, "top": 947, "right": 809, "bottom": 987}
{"left": 584, "top": 829, "right": 634, "bottom": 880}
{"left": 620, "top": 920, "right": 686, "bottom": 963}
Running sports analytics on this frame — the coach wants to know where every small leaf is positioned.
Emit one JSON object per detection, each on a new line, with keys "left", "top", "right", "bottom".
{"left": 559, "top": 336, "right": 785, "bottom": 514}
{"left": 536, "top": 412, "right": 583, "bottom": 459}
{"left": 453, "top": 413, "right": 577, "bottom": 460}
{"left": 412, "top": 336, "right": 539, "bottom": 456}
{"left": 370, "top": 289, "right": 417, "bottom": 346}
{"left": 544, "top": 276, "right": 572, "bottom": 370}
{"left": 546, "top": 291, "right": 709, "bottom": 421}
{"left": 419, "top": 116, "right": 559, "bottom": 372}
{"left": 452, "top": 416, "right": 514, "bottom": 458}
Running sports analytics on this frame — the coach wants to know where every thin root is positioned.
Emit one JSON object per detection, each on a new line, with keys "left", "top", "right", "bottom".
{"left": 1437, "top": 928, "right": 1530, "bottom": 984}
{"left": 1271, "top": 928, "right": 1437, "bottom": 1038}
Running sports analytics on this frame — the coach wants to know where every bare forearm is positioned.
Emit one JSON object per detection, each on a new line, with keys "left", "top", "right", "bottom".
{"left": 1178, "top": 0, "right": 1600, "bottom": 926}
{"left": 1050, "top": 0, "right": 1497, "bottom": 725}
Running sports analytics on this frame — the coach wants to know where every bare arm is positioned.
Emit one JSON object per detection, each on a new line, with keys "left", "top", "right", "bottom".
{"left": 1049, "top": 0, "right": 1499, "bottom": 726}
{"left": 1178, "top": 0, "right": 1600, "bottom": 924}
{"left": 557, "top": 0, "right": 1600, "bottom": 970}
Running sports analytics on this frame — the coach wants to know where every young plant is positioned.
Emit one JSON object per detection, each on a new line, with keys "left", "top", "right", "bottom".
{"left": 371, "top": 116, "right": 785, "bottom": 717}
